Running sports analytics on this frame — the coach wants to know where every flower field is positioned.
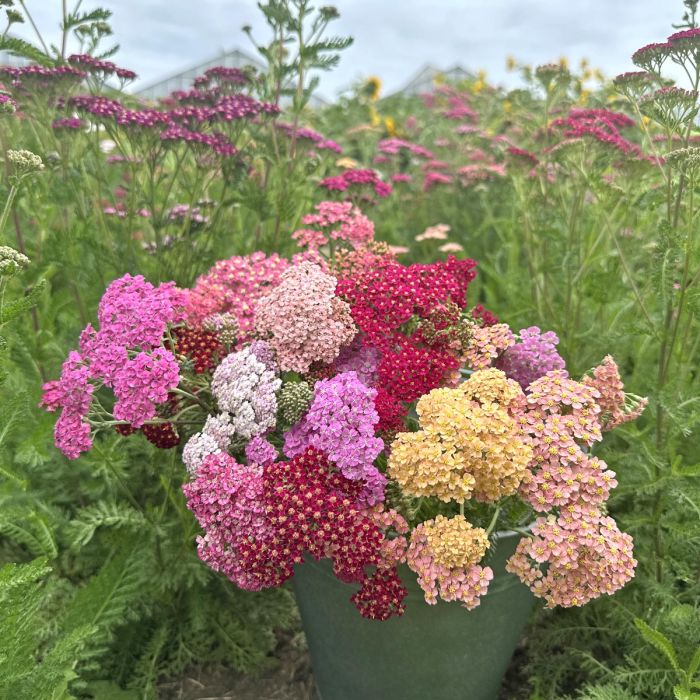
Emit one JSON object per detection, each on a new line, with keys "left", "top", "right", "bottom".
{"left": 1, "top": 1, "right": 699, "bottom": 699}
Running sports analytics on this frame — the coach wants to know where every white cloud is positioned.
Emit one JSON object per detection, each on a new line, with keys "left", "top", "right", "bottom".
{"left": 9, "top": 0, "right": 686, "bottom": 98}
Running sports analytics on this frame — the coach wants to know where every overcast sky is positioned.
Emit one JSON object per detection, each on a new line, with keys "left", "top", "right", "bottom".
{"left": 11, "top": 1, "right": 686, "bottom": 99}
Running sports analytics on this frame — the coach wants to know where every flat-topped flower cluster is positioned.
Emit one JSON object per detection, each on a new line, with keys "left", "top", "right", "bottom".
{"left": 42, "top": 203, "right": 646, "bottom": 620}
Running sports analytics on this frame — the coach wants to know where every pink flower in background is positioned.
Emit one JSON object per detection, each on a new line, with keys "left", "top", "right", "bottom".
{"left": 415, "top": 224, "right": 450, "bottom": 242}
{"left": 186, "top": 252, "right": 289, "bottom": 338}
{"left": 438, "top": 242, "right": 464, "bottom": 253}
{"left": 293, "top": 201, "right": 375, "bottom": 250}
{"left": 423, "top": 171, "right": 453, "bottom": 190}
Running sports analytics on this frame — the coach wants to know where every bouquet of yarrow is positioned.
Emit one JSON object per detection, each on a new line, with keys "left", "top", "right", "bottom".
{"left": 42, "top": 201, "right": 645, "bottom": 620}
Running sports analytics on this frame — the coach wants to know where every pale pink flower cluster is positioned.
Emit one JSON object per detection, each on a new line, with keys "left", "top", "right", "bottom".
{"left": 506, "top": 506, "right": 637, "bottom": 607}
{"left": 186, "top": 252, "right": 289, "bottom": 339}
{"left": 407, "top": 517, "right": 493, "bottom": 610}
{"left": 254, "top": 262, "right": 356, "bottom": 373}
{"left": 438, "top": 242, "right": 464, "bottom": 253}
{"left": 182, "top": 453, "right": 270, "bottom": 591}
{"left": 517, "top": 370, "right": 605, "bottom": 511}
{"left": 506, "top": 368, "right": 639, "bottom": 606}
{"left": 464, "top": 323, "right": 516, "bottom": 370}
{"left": 292, "top": 201, "right": 375, "bottom": 250}
{"left": 583, "top": 355, "right": 648, "bottom": 430}
{"left": 42, "top": 274, "right": 185, "bottom": 457}
{"left": 415, "top": 224, "right": 450, "bottom": 242}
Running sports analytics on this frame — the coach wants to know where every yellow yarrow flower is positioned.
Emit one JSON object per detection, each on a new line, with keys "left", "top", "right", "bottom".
{"left": 423, "top": 515, "right": 489, "bottom": 569}
{"left": 388, "top": 369, "right": 532, "bottom": 503}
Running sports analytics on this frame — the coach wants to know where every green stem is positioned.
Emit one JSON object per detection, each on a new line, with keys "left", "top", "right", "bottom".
{"left": 485, "top": 506, "right": 502, "bottom": 536}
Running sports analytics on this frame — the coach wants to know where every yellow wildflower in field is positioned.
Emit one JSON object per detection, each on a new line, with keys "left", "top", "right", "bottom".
{"left": 506, "top": 55, "right": 517, "bottom": 71}
{"left": 558, "top": 56, "right": 569, "bottom": 70}
{"left": 384, "top": 116, "right": 397, "bottom": 136}
{"left": 366, "top": 75, "right": 382, "bottom": 101}
{"left": 388, "top": 369, "right": 532, "bottom": 503}
{"left": 335, "top": 157, "right": 359, "bottom": 169}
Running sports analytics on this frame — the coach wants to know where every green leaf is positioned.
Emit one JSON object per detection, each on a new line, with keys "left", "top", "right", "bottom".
{"left": 673, "top": 462, "right": 700, "bottom": 477}
{"left": 0, "top": 36, "right": 52, "bottom": 65}
{"left": 635, "top": 617, "right": 680, "bottom": 672}
{"left": 0, "top": 280, "right": 47, "bottom": 324}
{"left": 674, "top": 687, "right": 700, "bottom": 700}
{"left": 688, "top": 646, "right": 700, "bottom": 680}
{"left": 68, "top": 502, "right": 147, "bottom": 548}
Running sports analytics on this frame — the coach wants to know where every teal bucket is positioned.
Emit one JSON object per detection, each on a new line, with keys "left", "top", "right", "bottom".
{"left": 292, "top": 531, "right": 534, "bottom": 700}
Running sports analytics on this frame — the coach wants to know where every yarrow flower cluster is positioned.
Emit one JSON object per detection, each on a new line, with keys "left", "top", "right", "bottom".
{"left": 254, "top": 262, "right": 356, "bottom": 373}
{"left": 388, "top": 369, "right": 532, "bottom": 503}
{"left": 186, "top": 252, "right": 289, "bottom": 338}
{"left": 463, "top": 322, "right": 515, "bottom": 370}
{"left": 210, "top": 347, "right": 281, "bottom": 439}
{"left": 320, "top": 168, "right": 392, "bottom": 198}
{"left": 292, "top": 201, "right": 375, "bottom": 250}
{"left": 336, "top": 256, "right": 478, "bottom": 406}
{"left": 407, "top": 515, "right": 492, "bottom": 609}
{"left": 583, "top": 355, "right": 649, "bottom": 430}
{"left": 496, "top": 326, "right": 566, "bottom": 389}
{"left": 42, "top": 275, "right": 186, "bottom": 457}
{"left": 506, "top": 507, "right": 636, "bottom": 607}
{"left": 43, "top": 202, "right": 642, "bottom": 622}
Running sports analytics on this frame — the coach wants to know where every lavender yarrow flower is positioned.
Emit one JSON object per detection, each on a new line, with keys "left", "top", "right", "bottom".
{"left": 249, "top": 340, "right": 277, "bottom": 373}
{"left": 283, "top": 371, "right": 386, "bottom": 505}
{"left": 496, "top": 326, "right": 566, "bottom": 390}
{"left": 245, "top": 435, "right": 277, "bottom": 465}
{"left": 211, "top": 347, "right": 281, "bottom": 439}
{"left": 335, "top": 339, "right": 381, "bottom": 386}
